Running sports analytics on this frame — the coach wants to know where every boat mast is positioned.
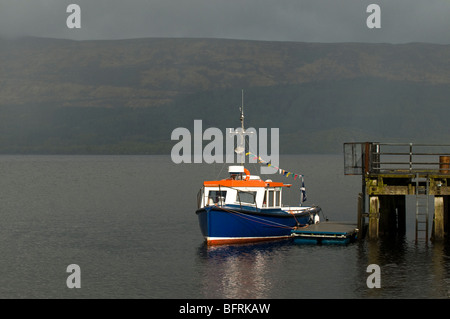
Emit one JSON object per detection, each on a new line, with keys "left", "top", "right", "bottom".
{"left": 239, "top": 89, "right": 245, "bottom": 166}
{"left": 231, "top": 89, "right": 247, "bottom": 169}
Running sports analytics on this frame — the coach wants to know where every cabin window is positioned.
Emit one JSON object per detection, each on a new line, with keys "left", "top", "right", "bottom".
{"left": 268, "top": 190, "right": 274, "bottom": 207}
{"left": 208, "top": 190, "right": 227, "bottom": 206}
{"left": 275, "top": 190, "right": 281, "bottom": 207}
{"left": 236, "top": 191, "right": 257, "bottom": 205}
{"left": 265, "top": 189, "right": 281, "bottom": 207}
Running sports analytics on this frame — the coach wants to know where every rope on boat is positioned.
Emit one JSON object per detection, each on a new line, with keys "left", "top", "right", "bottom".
{"left": 217, "top": 206, "right": 307, "bottom": 230}
{"left": 287, "top": 210, "right": 301, "bottom": 226}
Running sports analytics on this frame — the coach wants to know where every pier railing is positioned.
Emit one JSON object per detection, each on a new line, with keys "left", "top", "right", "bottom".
{"left": 344, "top": 142, "right": 450, "bottom": 175}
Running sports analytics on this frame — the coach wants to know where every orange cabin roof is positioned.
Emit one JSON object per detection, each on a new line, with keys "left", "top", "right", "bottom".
{"left": 203, "top": 179, "right": 291, "bottom": 188}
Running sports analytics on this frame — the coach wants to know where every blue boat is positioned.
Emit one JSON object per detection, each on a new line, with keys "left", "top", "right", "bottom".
{"left": 196, "top": 175, "right": 321, "bottom": 245}
{"left": 195, "top": 93, "right": 321, "bottom": 245}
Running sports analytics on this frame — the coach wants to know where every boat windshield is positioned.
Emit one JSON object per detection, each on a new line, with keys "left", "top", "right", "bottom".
{"left": 208, "top": 190, "right": 227, "bottom": 206}
{"left": 236, "top": 190, "right": 257, "bottom": 205}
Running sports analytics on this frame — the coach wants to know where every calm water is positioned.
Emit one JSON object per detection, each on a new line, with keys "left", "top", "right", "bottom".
{"left": 0, "top": 154, "right": 449, "bottom": 299}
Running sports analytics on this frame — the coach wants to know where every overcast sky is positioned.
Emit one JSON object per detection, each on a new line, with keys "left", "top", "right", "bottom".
{"left": 0, "top": 0, "right": 449, "bottom": 43}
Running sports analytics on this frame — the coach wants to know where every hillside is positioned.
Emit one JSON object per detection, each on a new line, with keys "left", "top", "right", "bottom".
{"left": 0, "top": 37, "right": 449, "bottom": 154}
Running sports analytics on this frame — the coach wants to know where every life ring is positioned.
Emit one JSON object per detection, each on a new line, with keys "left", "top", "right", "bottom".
{"left": 244, "top": 168, "right": 250, "bottom": 181}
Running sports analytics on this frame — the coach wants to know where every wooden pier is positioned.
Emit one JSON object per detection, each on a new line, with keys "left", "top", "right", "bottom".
{"left": 344, "top": 142, "right": 450, "bottom": 242}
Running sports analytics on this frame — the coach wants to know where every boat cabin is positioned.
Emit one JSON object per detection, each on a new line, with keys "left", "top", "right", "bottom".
{"left": 197, "top": 166, "right": 292, "bottom": 209}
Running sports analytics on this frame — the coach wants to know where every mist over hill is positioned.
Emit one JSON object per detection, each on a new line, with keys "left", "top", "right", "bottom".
{"left": 0, "top": 37, "right": 449, "bottom": 154}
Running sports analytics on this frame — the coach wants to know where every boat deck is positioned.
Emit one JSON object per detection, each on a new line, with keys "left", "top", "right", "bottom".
{"left": 291, "top": 221, "right": 359, "bottom": 245}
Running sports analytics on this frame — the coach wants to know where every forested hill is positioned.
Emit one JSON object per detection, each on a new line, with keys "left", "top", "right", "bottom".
{"left": 0, "top": 37, "right": 450, "bottom": 154}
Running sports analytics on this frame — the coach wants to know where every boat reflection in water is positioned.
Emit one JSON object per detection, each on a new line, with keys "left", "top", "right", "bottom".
{"left": 197, "top": 241, "right": 291, "bottom": 298}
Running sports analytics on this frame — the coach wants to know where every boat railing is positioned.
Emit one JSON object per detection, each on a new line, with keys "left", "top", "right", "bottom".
{"left": 196, "top": 187, "right": 203, "bottom": 209}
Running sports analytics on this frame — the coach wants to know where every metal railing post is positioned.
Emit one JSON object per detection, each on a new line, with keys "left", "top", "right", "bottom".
{"left": 409, "top": 143, "right": 413, "bottom": 173}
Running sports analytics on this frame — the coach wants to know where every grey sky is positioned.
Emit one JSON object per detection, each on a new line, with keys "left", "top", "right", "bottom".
{"left": 0, "top": 0, "right": 449, "bottom": 43}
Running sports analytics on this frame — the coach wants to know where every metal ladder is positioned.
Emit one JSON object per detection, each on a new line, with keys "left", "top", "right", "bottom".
{"left": 415, "top": 173, "right": 429, "bottom": 242}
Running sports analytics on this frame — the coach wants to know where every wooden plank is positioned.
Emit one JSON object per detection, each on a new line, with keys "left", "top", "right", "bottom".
{"left": 367, "top": 185, "right": 450, "bottom": 196}
{"left": 433, "top": 196, "right": 445, "bottom": 241}
{"left": 369, "top": 196, "right": 379, "bottom": 239}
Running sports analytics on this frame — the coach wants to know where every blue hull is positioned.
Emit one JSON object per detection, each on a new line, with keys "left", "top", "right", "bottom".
{"left": 196, "top": 204, "right": 318, "bottom": 245}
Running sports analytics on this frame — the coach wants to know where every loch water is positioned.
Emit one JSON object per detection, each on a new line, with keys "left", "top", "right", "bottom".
{"left": 0, "top": 154, "right": 449, "bottom": 299}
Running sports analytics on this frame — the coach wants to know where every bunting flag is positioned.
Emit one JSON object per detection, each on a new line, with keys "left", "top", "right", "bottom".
{"left": 246, "top": 152, "right": 307, "bottom": 202}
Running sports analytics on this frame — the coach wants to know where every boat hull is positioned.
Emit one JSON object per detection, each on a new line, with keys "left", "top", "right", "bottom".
{"left": 196, "top": 205, "right": 319, "bottom": 245}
